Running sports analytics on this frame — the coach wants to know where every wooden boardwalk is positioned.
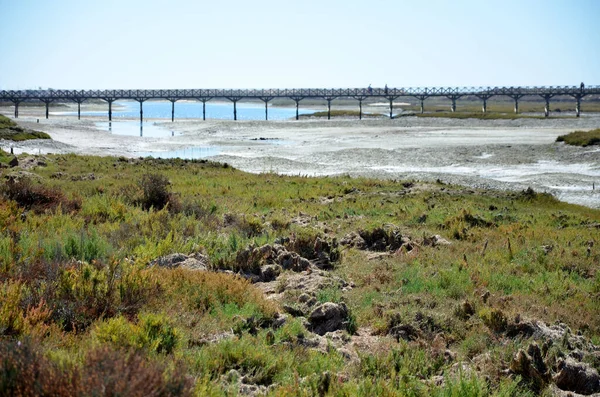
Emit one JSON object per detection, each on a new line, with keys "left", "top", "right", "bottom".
{"left": 1, "top": 85, "right": 598, "bottom": 120}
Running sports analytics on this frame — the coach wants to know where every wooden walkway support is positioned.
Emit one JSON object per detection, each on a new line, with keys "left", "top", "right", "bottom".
{"left": 2, "top": 86, "right": 598, "bottom": 120}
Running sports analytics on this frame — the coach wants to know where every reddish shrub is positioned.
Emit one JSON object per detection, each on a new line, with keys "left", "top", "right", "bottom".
{"left": 0, "top": 340, "right": 193, "bottom": 396}
{"left": 1, "top": 178, "right": 81, "bottom": 214}
{"left": 0, "top": 339, "right": 78, "bottom": 396}
{"left": 82, "top": 347, "right": 193, "bottom": 396}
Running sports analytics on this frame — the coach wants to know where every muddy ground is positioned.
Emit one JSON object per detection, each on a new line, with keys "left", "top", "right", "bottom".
{"left": 1, "top": 105, "right": 599, "bottom": 208}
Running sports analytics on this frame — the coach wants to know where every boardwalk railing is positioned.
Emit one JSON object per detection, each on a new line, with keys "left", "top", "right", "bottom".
{"left": 1, "top": 86, "right": 598, "bottom": 120}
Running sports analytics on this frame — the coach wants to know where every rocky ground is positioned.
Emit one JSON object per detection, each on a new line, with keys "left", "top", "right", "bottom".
{"left": 150, "top": 226, "right": 600, "bottom": 396}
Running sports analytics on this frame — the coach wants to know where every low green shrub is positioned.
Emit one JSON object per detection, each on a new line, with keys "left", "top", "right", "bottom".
{"left": 94, "top": 313, "right": 179, "bottom": 354}
{"left": 557, "top": 128, "right": 600, "bottom": 146}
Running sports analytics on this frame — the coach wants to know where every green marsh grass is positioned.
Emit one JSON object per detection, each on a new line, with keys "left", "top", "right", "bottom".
{"left": 557, "top": 128, "right": 600, "bottom": 146}
{"left": 414, "top": 112, "right": 558, "bottom": 120}
{"left": 0, "top": 114, "right": 51, "bottom": 141}
{"left": 1, "top": 154, "right": 600, "bottom": 394}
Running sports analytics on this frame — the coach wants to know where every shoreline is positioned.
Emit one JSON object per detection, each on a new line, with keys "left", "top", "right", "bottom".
{"left": 1, "top": 109, "right": 600, "bottom": 209}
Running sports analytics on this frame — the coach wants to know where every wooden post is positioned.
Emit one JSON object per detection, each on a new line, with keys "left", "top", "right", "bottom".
{"left": 77, "top": 101, "right": 81, "bottom": 120}
{"left": 259, "top": 97, "right": 272, "bottom": 120}
{"left": 327, "top": 99, "right": 332, "bottom": 120}
{"left": 171, "top": 100, "right": 176, "bottom": 122}
{"left": 359, "top": 99, "right": 363, "bottom": 120}
{"left": 45, "top": 101, "right": 50, "bottom": 119}
{"left": 233, "top": 100, "right": 237, "bottom": 121}
{"left": 389, "top": 98, "right": 393, "bottom": 119}
{"left": 542, "top": 96, "right": 551, "bottom": 118}
{"left": 139, "top": 100, "right": 143, "bottom": 123}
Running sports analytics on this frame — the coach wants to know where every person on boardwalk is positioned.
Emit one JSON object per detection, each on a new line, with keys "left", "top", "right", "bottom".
{"left": 368, "top": 84, "right": 373, "bottom": 95}
{"left": 581, "top": 82, "right": 585, "bottom": 92}
{"left": 384, "top": 84, "right": 388, "bottom": 95}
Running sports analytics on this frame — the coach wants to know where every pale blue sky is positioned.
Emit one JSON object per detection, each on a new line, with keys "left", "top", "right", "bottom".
{"left": 0, "top": 0, "right": 598, "bottom": 89}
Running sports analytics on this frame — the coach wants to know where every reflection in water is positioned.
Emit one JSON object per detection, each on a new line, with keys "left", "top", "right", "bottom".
{"left": 95, "top": 121, "right": 177, "bottom": 138}
{"left": 75, "top": 100, "right": 317, "bottom": 120}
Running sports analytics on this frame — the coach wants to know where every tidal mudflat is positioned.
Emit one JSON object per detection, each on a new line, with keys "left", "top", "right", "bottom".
{"left": 3, "top": 108, "right": 599, "bottom": 208}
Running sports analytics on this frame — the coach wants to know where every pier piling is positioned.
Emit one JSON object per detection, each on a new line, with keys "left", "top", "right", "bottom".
{"left": 508, "top": 94, "right": 524, "bottom": 114}
{"left": 40, "top": 99, "right": 53, "bottom": 119}
{"left": 291, "top": 97, "right": 304, "bottom": 121}
{"left": 259, "top": 97, "right": 274, "bottom": 120}
{"left": 169, "top": 99, "right": 177, "bottom": 122}
{"left": 10, "top": 100, "right": 20, "bottom": 118}
{"left": 135, "top": 99, "right": 145, "bottom": 123}
{"left": 540, "top": 94, "right": 555, "bottom": 118}
{"left": 571, "top": 94, "right": 585, "bottom": 117}
{"left": 446, "top": 95, "right": 461, "bottom": 113}
{"left": 198, "top": 97, "right": 212, "bottom": 120}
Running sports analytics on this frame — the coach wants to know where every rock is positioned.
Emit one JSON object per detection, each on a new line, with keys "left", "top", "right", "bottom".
{"left": 226, "top": 369, "right": 241, "bottom": 382}
{"left": 554, "top": 357, "right": 600, "bottom": 395}
{"left": 271, "top": 313, "right": 288, "bottom": 329}
{"left": 506, "top": 320, "right": 537, "bottom": 338}
{"left": 283, "top": 304, "right": 305, "bottom": 317}
{"left": 506, "top": 320, "right": 596, "bottom": 352}
{"left": 18, "top": 156, "right": 48, "bottom": 170}
{"left": 149, "top": 253, "right": 208, "bottom": 270}
{"left": 340, "top": 231, "right": 366, "bottom": 249}
{"left": 422, "top": 234, "right": 452, "bottom": 247}
{"left": 71, "top": 173, "right": 96, "bottom": 181}
{"left": 458, "top": 300, "right": 475, "bottom": 319}
{"left": 325, "top": 329, "right": 352, "bottom": 344}
{"left": 51, "top": 172, "right": 67, "bottom": 179}
{"left": 389, "top": 323, "right": 420, "bottom": 342}
{"left": 509, "top": 343, "right": 550, "bottom": 391}
{"left": 298, "top": 293, "right": 312, "bottom": 303}
{"left": 150, "top": 253, "right": 187, "bottom": 268}
{"left": 341, "top": 226, "right": 412, "bottom": 252}
{"left": 309, "top": 302, "right": 349, "bottom": 335}
{"left": 260, "top": 264, "right": 281, "bottom": 282}
{"left": 8, "top": 157, "right": 18, "bottom": 167}
{"left": 276, "top": 251, "right": 310, "bottom": 272}
{"left": 481, "top": 290, "right": 491, "bottom": 303}
{"left": 312, "top": 237, "right": 339, "bottom": 269}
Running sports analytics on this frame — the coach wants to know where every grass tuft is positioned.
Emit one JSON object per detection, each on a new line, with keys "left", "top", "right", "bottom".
{"left": 556, "top": 128, "right": 600, "bottom": 146}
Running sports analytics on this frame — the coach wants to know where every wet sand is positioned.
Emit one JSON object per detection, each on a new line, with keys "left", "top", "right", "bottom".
{"left": 2, "top": 105, "right": 600, "bottom": 208}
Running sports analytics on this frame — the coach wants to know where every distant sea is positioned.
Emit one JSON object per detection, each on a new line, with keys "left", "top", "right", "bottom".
{"left": 70, "top": 100, "right": 316, "bottom": 121}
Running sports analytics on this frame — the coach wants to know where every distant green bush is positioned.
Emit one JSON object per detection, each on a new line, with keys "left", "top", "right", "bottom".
{"left": 556, "top": 128, "right": 600, "bottom": 146}
{"left": 0, "top": 114, "right": 50, "bottom": 141}
{"left": 415, "top": 112, "right": 550, "bottom": 120}
{"left": 303, "top": 110, "right": 383, "bottom": 118}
